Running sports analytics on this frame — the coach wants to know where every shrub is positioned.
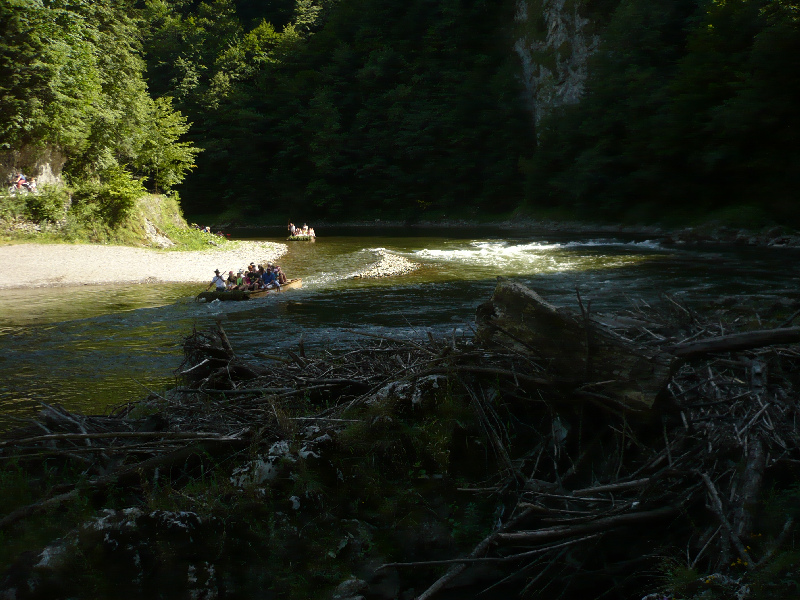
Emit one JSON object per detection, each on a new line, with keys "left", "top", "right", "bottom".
{"left": 24, "top": 185, "right": 70, "bottom": 223}
{"left": 70, "top": 167, "right": 145, "bottom": 227}
{"left": 0, "top": 190, "right": 28, "bottom": 221}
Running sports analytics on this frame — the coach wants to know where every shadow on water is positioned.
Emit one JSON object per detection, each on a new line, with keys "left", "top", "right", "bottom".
{"left": 0, "top": 231, "right": 798, "bottom": 424}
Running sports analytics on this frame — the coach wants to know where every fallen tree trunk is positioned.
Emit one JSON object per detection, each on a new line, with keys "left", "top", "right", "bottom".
{"left": 475, "top": 279, "right": 673, "bottom": 410}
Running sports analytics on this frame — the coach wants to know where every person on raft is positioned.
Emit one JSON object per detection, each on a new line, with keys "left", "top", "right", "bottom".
{"left": 206, "top": 269, "right": 227, "bottom": 292}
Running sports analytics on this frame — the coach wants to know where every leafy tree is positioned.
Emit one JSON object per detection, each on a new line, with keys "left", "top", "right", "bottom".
{"left": 528, "top": 0, "right": 800, "bottom": 225}
{"left": 159, "top": 0, "right": 531, "bottom": 220}
{"left": 0, "top": 0, "right": 200, "bottom": 202}
{"left": 133, "top": 96, "right": 201, "bottom": 192}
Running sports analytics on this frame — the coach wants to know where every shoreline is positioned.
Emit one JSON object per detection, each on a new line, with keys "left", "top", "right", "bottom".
{"left": 3, "top": 217, "right": 799, "bottom": 292}
{"left": 217, "top": 218, "right": 800, "bottom": 247}
{"left": 0, "top": 241, "right": 288, "bottom": 291}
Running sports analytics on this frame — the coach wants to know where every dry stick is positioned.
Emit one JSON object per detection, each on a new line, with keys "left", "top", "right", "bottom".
{"left": 252, "top": 352, "right": 292, "bottom": 363}
{"left": 571, "top": 478, "right": 651, "bottom": 496}
{"left": 2, "top": 438, "right": 233, "bottom": 459}
{"left": 779, "top": 308, "right": 800, "bottom": 328}
{"left": 247, "top": 383, "right": 359, "bottom": 403}
{"left": 615, "top": 414, "right": 627, "bottom": 480}
{"left": 519, "top": 547, "right": 570, "bottom": 597}
{"left": 672, "top": 326, "right": 800, "bottom": 357}
{"left": 0, "top": 490, "right": 80, "bottom": 531}
{"left": 425, "top": 365, "right": 557, "bottom": 388}
{"left": 738, "top": 404, "right": 770, "bottom": 437}
{"left": 483, "top": 320, "right": 556, "bottom": 356}
{"left": 663, "top": 422, "right": 673, "bottom": 467}
{"left": 297, "top": 377, "right": 373, "bottom": 388}
{"left": 288, "top": 417, "right": 361, "bottom": 422}
{"left": 478, "top": 553, "right": 548, "bottom": 597}
{"left": 529, "top": 491, "right": 615, "bottom": 504}
{"left": 340, "top": 354, "right": 455, "bottom": 413}
{"left": 676, "top": 328, "right": 709, "bottom": 345}
{"left": 287, "top": 350, "right": 307, "bottom": 369}
{"left": 215, "top": 321, "right": 236, "bottom": 357}
{"left": 381, "top": 533, "right": 603, "bottom": 569}
{"left": 496, "top": 505, "right": 680, "bottom": 545}
{"left": 0, "top": 431, "right": 239, "bottom": 448}
{"left": 179, "top": 358, "right": 211, "bottom": 375}
{"left": 343, "top": 328, "right": 437, "bottom": 356}
{"left": 733, "top": 437, "right": 765, "bottom": 542}
{"left": 690, "top": 525, "right": 722, "bottom": 570}
{"left": 700, "top": 472, "right": 753, "bottom": 569}
{"left": 409, "top": 505, "right": 538, "bottom": 600}
{"left": 663, "top": 294, "right": 693, "bottom": 319}
{"left": 756, "top": 517, "right": 795, "bottom": 568}
{"left": 173, "top": 387, "right": 295, "bottom": 395}
{"left": 467, "top": 387, "right": 515, "bottom": 475}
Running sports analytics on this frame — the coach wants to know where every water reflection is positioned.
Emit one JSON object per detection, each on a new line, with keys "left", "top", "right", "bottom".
{"left": 0, "top": 233, "right": 798, "bottom": 424}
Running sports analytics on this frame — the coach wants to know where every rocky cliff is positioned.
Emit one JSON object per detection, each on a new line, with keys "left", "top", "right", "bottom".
{"left": 513, "top": 0, "right": 599, "bottom": 129}
{"left": 0, "top": 146, "right": 65, "bottom": 187}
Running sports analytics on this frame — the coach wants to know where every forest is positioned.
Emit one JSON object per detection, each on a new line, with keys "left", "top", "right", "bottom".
{"left": 2, "top": 0, "right": 799, "bottom": 226}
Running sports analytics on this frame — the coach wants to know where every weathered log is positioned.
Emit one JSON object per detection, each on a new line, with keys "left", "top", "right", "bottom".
{"left": 475, "top": 280, "right": 673, "bottom": 410}
{"left": 733, "top": 436, "right": 765, "bottom": 542}
{"left": 700, "top": 472, "right": 753, "bottom": 569}
{"left": 495, "top": 505, "right": 680, "bottom": 545}
{"left": 671, "top": 326, "right": 800, "bottom": 357}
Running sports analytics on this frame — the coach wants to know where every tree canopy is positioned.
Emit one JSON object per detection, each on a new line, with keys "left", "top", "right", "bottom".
{"left": 3, "top": 0, "right": 799, "bottom": 226}
{"left": 529, "top": 0, "right": 800, "bottom": 225}
{"left": 0, "top": 0, "right": 199, "bottom": 193}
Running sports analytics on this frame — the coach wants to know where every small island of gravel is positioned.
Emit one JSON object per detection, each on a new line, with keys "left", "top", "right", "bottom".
{"left": 350, "top": 249, "right": 421, "bottom": 279}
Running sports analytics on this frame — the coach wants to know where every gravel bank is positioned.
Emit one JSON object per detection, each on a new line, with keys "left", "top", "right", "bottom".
{"left": 350, "top": 249, "right": 421, "bottom": 279}
{"left": 0, "top": 241, "right": 287, "bottom": 290}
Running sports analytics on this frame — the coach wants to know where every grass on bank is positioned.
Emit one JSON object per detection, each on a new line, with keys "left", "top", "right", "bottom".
{"left": 0, "top": 181, "right": 235, "bottom": 251}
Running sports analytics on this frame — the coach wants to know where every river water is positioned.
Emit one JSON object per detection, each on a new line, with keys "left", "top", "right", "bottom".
{"left": 1, "top": 227, "right": 798, "bottom": 425}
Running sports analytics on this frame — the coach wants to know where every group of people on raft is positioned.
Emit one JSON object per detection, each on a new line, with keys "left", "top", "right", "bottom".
{"left": 288, "top": 222, "right": 315, "bottom": 237}
{"left": 207, "top": 262, "right": 287, "bottom": 293}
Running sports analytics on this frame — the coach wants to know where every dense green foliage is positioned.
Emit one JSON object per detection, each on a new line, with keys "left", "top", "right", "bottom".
{"left": 139, "top": 0, "right": 800, "bottom": 225}
{"left": 140, "top": 0, "right": 531, "bottom": 221}
{"left": 3, "top": 0, "right": 800, "bottom": 226}
{"left": 529, "top": 0, "right": 800, "bottom": 225}
{"left": 0, "top": 0, "right": 199, "bottom": 194}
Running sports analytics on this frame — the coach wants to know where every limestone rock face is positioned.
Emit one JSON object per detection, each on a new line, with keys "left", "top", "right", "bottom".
{"left": 0, "top": 145, "right": 66, "bottom": 186}
{"left": 513, "top": 0, "right": 599, "bottom": 129}
{"left": 475, "top": 279, "right": 674, "bottom": 410}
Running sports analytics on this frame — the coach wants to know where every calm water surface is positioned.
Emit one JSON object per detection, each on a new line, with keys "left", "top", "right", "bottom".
{"left": 1, "top": 228, "right": 798, "bottom": 425}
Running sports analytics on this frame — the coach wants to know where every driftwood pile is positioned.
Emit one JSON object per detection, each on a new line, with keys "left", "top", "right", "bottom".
{"left": 2, "top": 279, "right": 800, "bottom": 599}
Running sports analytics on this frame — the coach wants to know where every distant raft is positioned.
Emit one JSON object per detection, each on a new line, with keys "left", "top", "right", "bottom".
{"left": 196, "top": 278, "right": 302, "bottom": 302}
{"left": 287, "top": 235, "right": 316, "bottom": 241}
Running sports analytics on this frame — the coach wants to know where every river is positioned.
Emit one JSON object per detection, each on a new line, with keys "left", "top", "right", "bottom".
{"left": 1, "top": 227, "right": 798, "bottom": 426}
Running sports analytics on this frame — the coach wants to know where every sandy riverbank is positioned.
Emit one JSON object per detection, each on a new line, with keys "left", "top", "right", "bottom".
{"left": 0, "top": 241, "right": 288, "bottom": 290}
